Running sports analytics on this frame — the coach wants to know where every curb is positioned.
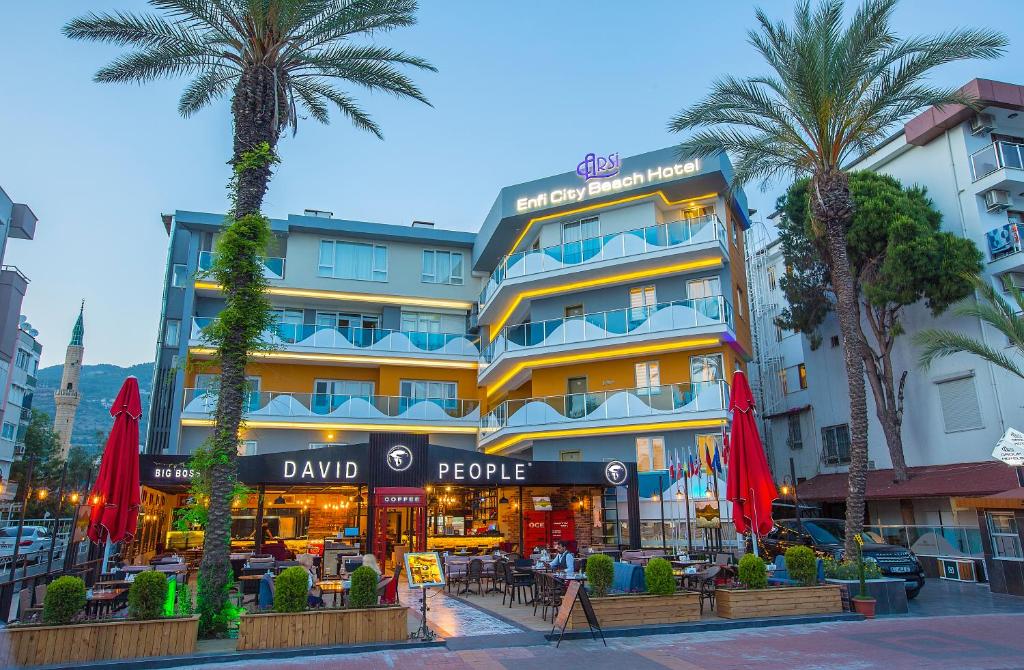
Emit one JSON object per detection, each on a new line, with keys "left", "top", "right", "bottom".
{"left": 545, "top": 612, "right": 865, "bottom": 641}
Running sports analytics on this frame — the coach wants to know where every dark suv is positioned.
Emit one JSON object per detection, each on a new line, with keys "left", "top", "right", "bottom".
{"left": 750, "top": 518, "right": 926, "bottom": 599}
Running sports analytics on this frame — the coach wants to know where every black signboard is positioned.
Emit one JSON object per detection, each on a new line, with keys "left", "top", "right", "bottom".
{"left": 552, "top": 579, "right": 605, "bottom": 647}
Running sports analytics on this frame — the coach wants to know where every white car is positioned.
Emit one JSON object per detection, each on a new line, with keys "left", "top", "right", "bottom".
{"left": 0, "top": 526, "right": 58, "bottom": 561}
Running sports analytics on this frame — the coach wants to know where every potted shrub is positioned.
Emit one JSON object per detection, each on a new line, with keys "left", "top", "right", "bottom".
{"left": 128, "top": 571, "right": 168, "bottom": 619}
{"left": 784, "top": 546, "right": 818, "bottom": 586}
{"left": 275, "top": 566, "right": 309, "bottom": 612}
{"left": 738, "top": 553, "right": 768, "bottom": 589}
{"left": 347, "top": 566, "right": 378, "bottom": 609}
{"left": 716, "top": 552, "right": 843, "bottom": 620}
{"left": 585, "top": 553, "right": 614, "bottom": 597}
{"left": 644, "top": 557, "right": 676, "bottom": 596}
{"left": 851, "top": 535, "right": 877, "bottom": 618}
{"left": 43, "top": 576, "right": 87, "bottom": 625}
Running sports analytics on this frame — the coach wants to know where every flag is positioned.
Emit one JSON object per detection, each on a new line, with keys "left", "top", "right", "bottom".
{"left": 690, "top": 451, "right": 699, "bottom": 477}
{"left": 721, "top": 426, "right": 731, "bottom": 467}
{"left": 669, "top": 457, "right": 676, "bottom": 481}
{"left": 712, "top": 443, "right": 722, "bottom": 474}
{"left": 703, "top": 442, "right": 714, "bottom": 475}
{"left": 675, "top": 449, "right": 685, "bottom": 481}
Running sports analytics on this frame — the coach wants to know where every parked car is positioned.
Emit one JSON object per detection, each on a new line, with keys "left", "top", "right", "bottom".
{"left": 748, "top": 518, "right": 926, "bottom": 599}
{"left": 0, "top": 526, "right": 62, "bottom": 563}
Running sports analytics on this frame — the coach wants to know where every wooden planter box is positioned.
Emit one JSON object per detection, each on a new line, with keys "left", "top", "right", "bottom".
{"left": 237, "top": 606, "right": 407, "bottom": 650}
{"left": 567, "top": 592, "right": 700, "bottom": 629}
{"left": 0, "top": 616, "right": 199, "bottom": 667}
{"left": 717, "top": 585, "right": 842, "bottom": 619}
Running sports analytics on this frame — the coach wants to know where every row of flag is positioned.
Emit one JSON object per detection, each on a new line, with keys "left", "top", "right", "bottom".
{"left": 667, "top": 428, "right": 730, "bottom": 481}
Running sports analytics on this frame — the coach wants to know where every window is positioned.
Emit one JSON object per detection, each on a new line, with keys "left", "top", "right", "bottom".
{"left": 635, "top": 361, "right": 661, "bottom": 388}
{"left": 787, "top": 414, "right": 803, "bottom": 449}
{"left": 767, "top": 266, "right": 777, "bottom": 291}
{"left": 830, "top": 335, "right": 840, "bottom": 348}
{"left": 171, "top": 264, "right": 188, "bottom": 288}
{"left": 735, "top": 284, "right": 745, "bottom": 317}
{"left": 238, "top": 440, "right": 257, "bottom": 456}
{"left": 164, "top": 319, "right": 180, "bottom": 347}
{"left": 560, "top": 450, "right": 582, "bottom": 462}
{"left": 987, "top": 512, "right": 1023, "bottom": 560}
{"left": 421, "top": 250, "right": 464, "bottom": 285}
{"left": 821, "top": 424, "right": 851, "bottom": 465}
{"left": 690, "top": 354, "right": 723, "bottom": 383}
{"left": 935, "top": 375, "right": 984, "bottom": 433}
{"left": 778, "top": 369, "right": 789, "bottom": 395}
{"left": 798, "top": 363, "right": 808, "bottom": 390}
{"left": 318, "top": 240, "right": 387, "bottom": 281}
{"left": 562, "top": 216, "right": 600, "bottom": 243}
{"left": 316, "top": 312, "right": 379, "bottom": 330}
{"left": 629, "top": 285, "right": 656, "bottom": 319}
{"left": 314, "top": 379, "right": 374, "bottom": 397}
{"left": 686, "top": 277, "right": 721, "bottom": 300}
{"left": 775, "top": 323, "right": 784, "bottom": 342}
{"left": 14, "top": 350, "right": 29, "bottom": 370}
{"left": 636, "top": 436, "right": 666, "bottom": 472}
{"left": 400, "top": 380, "right": 457, "bottom": 400}
{"left": 309, "top": 442, "right": 346, "bottom": 450}
{"left": 1, "top": 423, "right": 14, "bottom": 441}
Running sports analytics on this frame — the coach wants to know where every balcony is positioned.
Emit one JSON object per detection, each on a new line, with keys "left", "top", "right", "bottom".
{"left": 970, "top": 141, "right": 1024, "bottom": 198}
{"left": 479, "top": 381, "right": 729, "bottom": 454}
{"left": 198, "top": 250, "right": 286, "bottom": 280}
{"left": 190, "top": 318, "right": 480, "bottom": 362}
{"left": 478, "top": 215, "right": 727, "bottom": 322}
{"left": 480, "top": 297, "right": 735, "bottom": 386}
{"left": 181, "top": 389, "right": 480, "bottom": 432}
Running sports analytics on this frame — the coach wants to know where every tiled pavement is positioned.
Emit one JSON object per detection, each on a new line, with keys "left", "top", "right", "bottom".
{"left": 398, "top": 576, "right": 524, "bottom": 637}
{"left": 166, "top": 613, "right": 1024, "bottom": 670}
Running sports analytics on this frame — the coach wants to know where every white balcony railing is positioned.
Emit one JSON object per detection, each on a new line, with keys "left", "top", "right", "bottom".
{"left": 479, "top": 214, "right": 725, "bottom": 306}
{"left": 970, "top": 141, "right": 1024, "bottom": 182}
{"left": 198, "top": 250, "right": 286, "bottom": 280}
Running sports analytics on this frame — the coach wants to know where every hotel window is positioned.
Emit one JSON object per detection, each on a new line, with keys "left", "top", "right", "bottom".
{"left": 14, "top": 350, "right": 29, "bottom": 370}
{"left": 798, "top": 363, "right": 808, "bottom": 390}
{"left": 821, "top": 424, "right": 851, "bottom": 465}
{"left": 690, "top": 353, "right": 723, "bottom": 383}
{"left": 987, "top": 512, "right": 1023, "bottom": 560}
{"left": 936, "top": 374, "right": 984, "bottom": 433}
{"left": 163, "top": 319, "right": 180, "bottom": 347}
{"left": 270, "top": 308, "right": 304, "bottom": 340}
{"left": 767, "top": 266, "right": 777, "bottom": 291}
{"left": 401, "top": 311, "right": 444, "bottom": 334}
{"left": 421, "top": 250, "right": 464, "bottom": 285}
{"left": 787, "top": 414, "right": 803, "bottom": 449}
{"left": 318, "top": 239, "right": 387, "bottom": 282}
{"left": 686, "top": 277, "right": 721, "bottom": 300}
{"left": 171, "top": 264, "right": 188, "bottom": 288}
{"left": 560, "top": 450, "right": 582, "bottom": 462}
{"left": 1, "top": 423, "right": 14, "bottom": 441}
{"left": 314, "top": 379, "right": 374, "bottom": 397}
{"left": 635, "top": 361, "right": 661, "bottom": 389}
{"left": 635, "top": 437, "right": 666, "bottom": 473}
{"left": 561, "top": 216, "right": 600, "bottom": 243}
{"left": 735, "top": 284, "right": 745, "bottom": 317}
{"left": 238, "top": 440, "right": 258, "bottom": 456}
{"left": 316, "top": 312, "right": 380, "bottom": 331}
{"left": 629, "top": 286, "right": 657, "bottom": 319}
{"left": 775, "top": 323, "right": 785, "bottom": 342}
{"left": 400, "top": 380, "right": 457, "bottom": 401}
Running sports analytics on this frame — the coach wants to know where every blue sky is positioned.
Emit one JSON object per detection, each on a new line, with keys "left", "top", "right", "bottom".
{"left": 1, "top": 0, "right": 1022, "bottom": 367}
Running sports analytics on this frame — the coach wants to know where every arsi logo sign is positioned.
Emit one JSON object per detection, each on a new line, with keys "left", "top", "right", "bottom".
{"left": 577, "top": 152, "right": 621, "bottom": 181}
{"left": 604, "top": 460, "right": 629, "bottom": 486}
{"left": 386, "top": 444, "right": 414, "bottom": 472}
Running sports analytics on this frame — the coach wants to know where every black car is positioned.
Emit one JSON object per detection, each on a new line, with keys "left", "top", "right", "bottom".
{"left": 749, "top": 518, "right": 926, "bottom": 599}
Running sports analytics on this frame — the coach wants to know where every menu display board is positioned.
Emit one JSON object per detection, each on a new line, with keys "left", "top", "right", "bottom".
{"left": 404, "top": 551, "right": 446, "bottom": 588}
{"left": 552, "top": 579, "right": 605, "bottom": 647}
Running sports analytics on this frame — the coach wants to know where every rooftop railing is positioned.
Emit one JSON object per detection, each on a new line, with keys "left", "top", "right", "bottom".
{"left": 479, "top": 214, "right": 724, "bottom": 306}
{"left": 482, "top": 296, "right": 733, "bottom": 363}
{"left": 970, "top": 140, "right": 1024, "bottom": 181}
{"left": 198, "top": 250, "right": 286, "bottom": 280}
{"left": 183, "top": 389, "right": 480, "bottom": 421}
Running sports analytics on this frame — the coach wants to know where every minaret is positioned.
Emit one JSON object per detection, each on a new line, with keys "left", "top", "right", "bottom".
{"left": 53, "top": 301, "right": 84, "bottom": 458}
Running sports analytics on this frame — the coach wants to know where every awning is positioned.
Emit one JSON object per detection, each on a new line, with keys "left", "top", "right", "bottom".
{"left": 797, "top": 461, "right": 1019, "bottom": 502}
{"left": 955, "top": 487, "right": 1024, "bottom": 510}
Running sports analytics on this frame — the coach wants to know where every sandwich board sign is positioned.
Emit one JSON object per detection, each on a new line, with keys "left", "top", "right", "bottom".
{"left": 551, "top": 579, "right": 605, "bottom": 647}
{"left": 993, "top": 428, "right": 1024, "bottom": 467}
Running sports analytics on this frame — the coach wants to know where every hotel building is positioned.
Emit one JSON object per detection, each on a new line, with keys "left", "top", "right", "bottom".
{"left": 142, "top": 146, "right": 752, "bottom": 560}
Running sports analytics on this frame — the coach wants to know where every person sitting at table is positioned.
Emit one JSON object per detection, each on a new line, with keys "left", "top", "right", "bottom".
{"left": 549, "top": 541, "right": 575, "bottom": 572}
{"left": 261, "top": 521, "right": 275, "bottom": 542}
{"left": 362, "top": 553, "right": 381, "bottom": 577}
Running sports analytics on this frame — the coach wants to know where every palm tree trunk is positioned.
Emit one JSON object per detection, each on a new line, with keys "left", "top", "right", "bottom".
{"left": 811, "top": 169, "right": 869, "bottom": 559}
{"left": 197, "top": 65, "right": 278, "bottom": 636}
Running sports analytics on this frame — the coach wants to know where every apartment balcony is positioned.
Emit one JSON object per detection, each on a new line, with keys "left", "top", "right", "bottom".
{"left": 970, "top": 141, "right": 1024, "bottom": 193}
{"left": 479, "top": 297, "right": 735, "bottom": 388}
{"left": 478, "top": 381, "right": 729, "bottom": 455}
{"left": 197, "top": 250, "right": 286, "bottom": 280}
{"left": 986, "top": 221, "right": 1024, "bottom": 276}
{"left": 190, "top": 318, "right": 480, "bottom": 364}
{"left": 181, "top": 389, "right": 480, "bottom": 433}
{"left": 477, "top": 215, "right": 728, "bottom": 326}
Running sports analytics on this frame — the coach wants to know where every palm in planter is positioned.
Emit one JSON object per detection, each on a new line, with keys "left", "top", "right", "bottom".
{"left": 668, "top": 0, "right": 1005, "bottom": 557}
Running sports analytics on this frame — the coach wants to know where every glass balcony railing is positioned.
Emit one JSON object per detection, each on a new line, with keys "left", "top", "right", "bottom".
{"left": 482, "top": 296, "right": 733, "bottom": 364}
{"left": 197, "top": 250, "right": 286, "bottom": 280}
{"left": 182, "top": 389, "right": 480, "bottom": 421}
{"left": 481, "top": 381, "right": 729, "bottom": 434}
{"left": 970, "top": 141, "right": 1024, "bottom": 181}
{"left": 864, "top": 524, "right": 984, "bottom": 558}
{"left": 191, "top": 317, "right": 480, "bottom": 357}
{"left": 479, "top": 214, "right": 725, "bottom": 306}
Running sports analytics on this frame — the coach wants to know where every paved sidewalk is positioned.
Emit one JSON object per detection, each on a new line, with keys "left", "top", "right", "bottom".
{"left": 163, "top": 613, "right": 1024, "bottom": 670}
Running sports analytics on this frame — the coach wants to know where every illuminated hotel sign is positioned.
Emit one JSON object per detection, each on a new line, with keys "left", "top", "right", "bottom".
{"left": 283, "top": 459, "right": 359, "bottom": 481}
{"left": 516, "top": 157, "right": 702, "bottom": 214}
{"left": 577, "top": 152, "right": 621, "bottom": 181}
{"left": 436, "top": 460, "right": 528, "bottom": 482}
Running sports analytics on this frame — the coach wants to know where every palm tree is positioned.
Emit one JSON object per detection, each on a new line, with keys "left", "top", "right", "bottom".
{"left": 915, "top": 279, "right": 1024, "bottom": 380}
{"left": 668, "top": 0, "right": 1004, "bottom": 557}
{"left": 65, "top": 0, "right": 434, "bottom": 633}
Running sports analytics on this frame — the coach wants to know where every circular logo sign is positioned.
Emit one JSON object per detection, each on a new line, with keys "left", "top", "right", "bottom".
{"left": 386, "top": 444, "right": 413, "bottom": 472}
{"left": 604, "top": 460, "right": 628, "bottom": 486}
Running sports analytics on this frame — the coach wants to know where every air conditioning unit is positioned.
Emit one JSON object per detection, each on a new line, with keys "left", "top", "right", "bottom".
{"left": 985, "top": 189, "right": 1012, "bottom": 212}
{"left": 970, "top": 112, "right": 996, "bottom": 135}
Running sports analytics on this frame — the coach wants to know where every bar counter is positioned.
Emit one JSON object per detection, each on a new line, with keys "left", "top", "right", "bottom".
{"left": 427, "top": 536, "right": 504, "bottom": 552}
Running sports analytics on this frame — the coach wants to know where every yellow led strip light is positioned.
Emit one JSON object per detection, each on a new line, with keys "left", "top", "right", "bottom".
{"left": 193, "top": 282, "right": 475, "bottom": 311}
{"left": 189, "top": 347, "right": 478, "bottom": 370}
{"left": 181, "top": 418, "right": 479, "bottom": 435}
{"left": 482, "top": 418, "right": 727, "bottom": 455}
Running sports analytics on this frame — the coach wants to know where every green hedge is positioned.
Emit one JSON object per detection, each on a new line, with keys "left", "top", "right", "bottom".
{"left": 128, "top": 571, "right": 169, "bottom": 620}
{"left": 737, "top": 554, "right": 767, "bottom": 589}
{"left": 784, "top": 546, "right": 818, "bottom": 587}
{"left": 823, "top": 557, "right": 882, "bottom": 580}
{"left": 645, "top": 557, "right": 676, "bottom": 596}
{"left": 274, "top": 566, "right": 310, "bottom": 613}
{"left": 585, "top": 553, "right": 614, "bottom": 597}
{"left": 43, "top": 576, "right": 86, "bottom": 625}
{"left": 347, "top": 566, "right": 378, "bottom": 609}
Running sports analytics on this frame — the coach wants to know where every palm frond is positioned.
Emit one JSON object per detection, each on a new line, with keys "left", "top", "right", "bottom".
{"left": 291, "top": 78, "right": 383, "bottom": 138}
{"left": 179, "top": 66, "right": 239, "bottom": 116}
{"left": 914, "top": 328, "right": 1024, "bottom": 380}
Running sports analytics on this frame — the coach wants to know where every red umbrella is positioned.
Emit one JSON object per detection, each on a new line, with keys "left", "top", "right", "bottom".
{"left": 725, "top": 370, "right": 777, "bottom": 540}
{"left": 88, "top": 377, "right": 142, "bottom": 544}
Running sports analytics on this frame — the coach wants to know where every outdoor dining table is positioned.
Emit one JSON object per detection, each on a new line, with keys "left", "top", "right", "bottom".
{"left": 86, "top": 588, "right": 127, "bottom": 619}
{"left": 316, "top": 579, "right": 348, "bottom": 607}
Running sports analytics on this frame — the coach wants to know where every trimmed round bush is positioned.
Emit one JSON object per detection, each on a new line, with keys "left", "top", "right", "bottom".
{"left": 784, "top": 545, "right": 818, "bottom": 587}
{"left": 347, "top": 566, "right": 378, "bottom": 609}
{"left": 585, "top": 553, "right": 614, "bottom": 598}
{"left": 274, "top": 566, "right": 310, "bottom": 613}
{"left": 737, "top": 554, "right": 768, "bottom": 590}
{"left": 645, "top": 557, "right": 676, "bottom": 596}
{"left": 128, "top": 570, "right": 169, "bottom": 620}
{"left": 43, "top": 576, "right": 86, "bottom": 625}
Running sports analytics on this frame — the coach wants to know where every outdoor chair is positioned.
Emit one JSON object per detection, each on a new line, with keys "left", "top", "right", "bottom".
{"left": 258, "top": 572, "right": 275, "bottom": 610}
{"left": 18, "top": 588, "right": 41, "bottom": 622}
{"left": 463, "top": 558, "right": 484, "bottom": 596}
{"left": 493, "top": 558, "right": 507, "bottom": 592}
{"left": 501, "top": 561, "right": 534, "bottom": 607}
{"left": 714, "top": 552, "right": 735, "bottom": 566}
{"left": 692, "top": 565, "right": 720, "bottom": 614}
{"left": 447, "top": 559, "right": 468, "bottom": 594}
{"left": 375, "top": 576, "right": 392, "bottom": 605}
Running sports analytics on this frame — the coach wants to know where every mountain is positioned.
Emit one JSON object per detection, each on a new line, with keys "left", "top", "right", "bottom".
{"left": 34, "top": 362, "right": 154, "bottom": 453}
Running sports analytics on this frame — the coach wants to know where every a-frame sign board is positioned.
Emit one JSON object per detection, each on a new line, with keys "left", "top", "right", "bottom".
{"left": 551, "top": 579, "right": 606, "bottom": 647}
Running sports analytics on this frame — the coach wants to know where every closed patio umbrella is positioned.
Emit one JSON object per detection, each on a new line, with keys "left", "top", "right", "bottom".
{"left": 724, "top": 370, "right": 777, "bottom": 555}
{"left": 88, "top": 377, "right": 142, "bottom": 567}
